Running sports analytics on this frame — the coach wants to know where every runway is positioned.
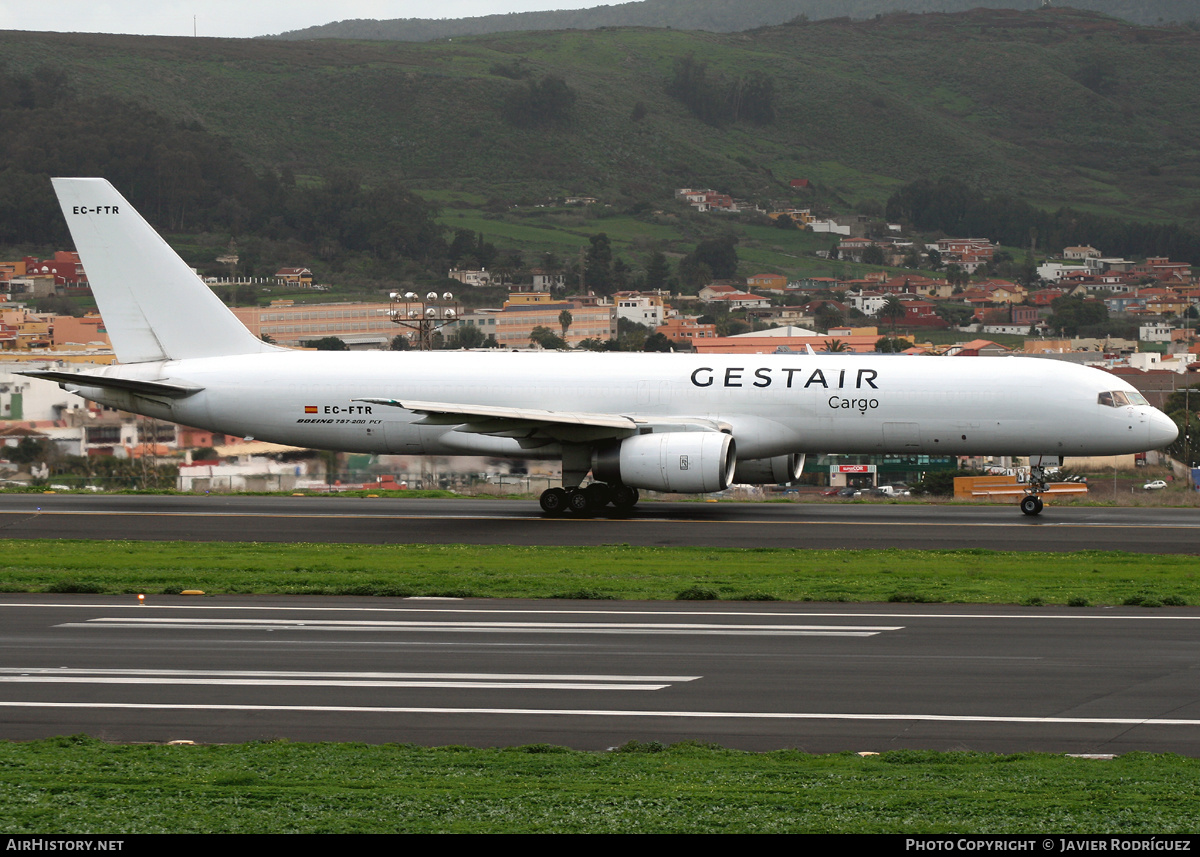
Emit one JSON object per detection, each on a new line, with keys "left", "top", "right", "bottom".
{"left": 0, "top": 494, "right": 1197, "bottom": 552}
{"left": 2, "top": 595, "right": 1199, "bottom": 753}
{"left": 2, "top": 495, "right": 1197, "bottom": 752}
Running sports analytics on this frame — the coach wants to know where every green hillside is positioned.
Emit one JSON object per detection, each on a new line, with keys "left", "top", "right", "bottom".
{"left": 271, "top": 0, "right": 1200, "bottom": 41}
{"left": 3, "top": 7, "right": 1199, "bottom": 246}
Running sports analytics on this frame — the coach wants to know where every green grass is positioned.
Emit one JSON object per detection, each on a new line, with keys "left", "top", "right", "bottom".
{"left": 3, "top": 540, "right": 1197, "bottom": 605}
{"left": 1, "top": 738, "right": 1197, "bottom": 833}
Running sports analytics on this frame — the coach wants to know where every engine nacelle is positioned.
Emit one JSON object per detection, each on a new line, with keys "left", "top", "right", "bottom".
{"left": 593, "top": 432, "right": 736, "bottom": 493}
{"left": 732, "top": 453, "right": 805, "bottom": 485}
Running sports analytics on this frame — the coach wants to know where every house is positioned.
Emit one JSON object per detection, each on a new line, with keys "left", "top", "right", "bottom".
{"left": 274, "top": 267, "right": 313, "bottom": 288}
{"left": 530, "top": 268, "right": 566, "bottom": 291}
{"left": 614, "top": 292, "right": 666, "bottom": 328}
{"left": 21, "top": 252, "right": 86, "bottom": 286}
{"left": 837, "top": 238, "right": 878, "bottom": 263}
{"left": 702, "top": 291, "right": 771, "bottom": 310}
{"left": 448, "top": 268, "right": 492, "bottom": 288}
{"left": 746, "top": 273, "right": 788, "bottom": 291}
{"left": 946, "top": 339, "right": 1012, "bottom": 357}
{"left": 657, "top": 317, "right": 717, "bottom": 342}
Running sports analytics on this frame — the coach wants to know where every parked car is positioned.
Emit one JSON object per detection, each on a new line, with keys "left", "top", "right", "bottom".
{"left": 1143, "top": 480, "right": 1168, "bottom": 490}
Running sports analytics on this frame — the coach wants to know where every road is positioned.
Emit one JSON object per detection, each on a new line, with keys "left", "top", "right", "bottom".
{"left": 1, "top": 595, "right": 1198, "bottom": 753}
{"left": 0, "top": 494, "right": 1197, "bottom": 552}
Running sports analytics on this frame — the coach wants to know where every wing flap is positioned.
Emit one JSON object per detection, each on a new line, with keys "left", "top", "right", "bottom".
{"left": 353, "top": 398, "right": 640, "bottom": 430}
{"left": 352, "top": 398, "right": 732, "bottom": 443}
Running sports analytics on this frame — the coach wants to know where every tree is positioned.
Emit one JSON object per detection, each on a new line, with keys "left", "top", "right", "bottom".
{"left": 302, "top": 336, "right": 349, "bottom": 351}
{"left": 1048, "top": 296, "right": 1108, "bottom": 336}
{"left": 616, "top": 318, "right": 648, "bottom": 351}
{"left": 665, "top": 54, "right": 729, "bottom": 126}
{"left": 449, "top": 324, "right": 486, "bottom": 349}
{"left": 815, "top": 303, "right": 844, "bottom": 332}
{"left": 644, "top": 250, "right": 670, "bottom": 291}
{"left": 945, "top": 263, "right": 970, "bottom": 290}
{"left": 501, "top": 75, "right": 577, "bottom": 127}
{"left": 822, "top": 338, "right": 849, "bottom": 353}
{"left": 390, "top": 334, "right": 412, "bottom": 351}
{"left": 643, "top": 332, "right": 674, "bottom": 352}
{"left": 529, "top": 325, "right": 567, "bottom": 350}
{"left": 682, "top": 236, "right": 739, "bottom": 283}
{"left": 558, "top": 309, "right": 573, "bottom": 338}
{"left": 876, "top": 336, "right": 913, "bottom": 353}
{"left": 585, "top": 233, "right": 613, "bottom": 294}
{"left": 879, "top": 295, "right": 906, "bottom": 332}
{"left": 730, "top": 70, "right": 776, "bottom": 125}
{"left": 676, "top": 256, "right": 712, "bottom": 290}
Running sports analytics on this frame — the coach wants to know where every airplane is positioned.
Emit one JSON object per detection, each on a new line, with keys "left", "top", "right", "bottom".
{"left": 22, "top": 178, "right": 1179, "bottom": 517}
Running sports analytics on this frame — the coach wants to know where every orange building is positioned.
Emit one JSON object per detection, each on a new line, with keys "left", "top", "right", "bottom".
{"left": 657, "top": 317, "right": 717, "bottom": 343}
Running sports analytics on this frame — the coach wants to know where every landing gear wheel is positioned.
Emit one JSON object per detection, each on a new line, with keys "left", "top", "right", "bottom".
{"left": 584, "top": 483, "right": 612, "bottom": 509}
{"left": 1020, "top": 495, "right": 1044, "bottom": 517}
{"left": 540, "top": 487, "right": 568, "bottom": 516}
{"left": 566, "top": 488, "right": 592, "bottom": 516}
{"left": 611, "top": 485, "right": 639, "bottom": 512}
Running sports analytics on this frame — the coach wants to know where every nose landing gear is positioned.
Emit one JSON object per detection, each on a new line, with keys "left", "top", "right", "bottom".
{"left": 1019, "top": 459, "right": 1055, "bottom": 516}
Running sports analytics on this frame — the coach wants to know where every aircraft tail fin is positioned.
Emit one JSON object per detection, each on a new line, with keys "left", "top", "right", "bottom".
{"left": 52, "top": 178, "right": 279, "bottom": 364}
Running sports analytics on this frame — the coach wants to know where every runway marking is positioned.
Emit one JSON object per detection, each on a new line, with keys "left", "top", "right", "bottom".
{"left": 7, "top": 601, "right": 1200, "bottom": 622}
{"left": 0, "top": 667, "right": 697, "bottom": 692}
{"left": 2, "top": 700, "right": 1200, "bottom": 728}
{"left": 0, "top": 667, "right": 698, "bottom": 682}
{"left": 61, "top": 617, "right": 899, "bottom": 637}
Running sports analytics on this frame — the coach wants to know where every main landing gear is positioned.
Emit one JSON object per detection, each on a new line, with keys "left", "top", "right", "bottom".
{"left": 539, "top": 483, "right": 638, "bottom": 517}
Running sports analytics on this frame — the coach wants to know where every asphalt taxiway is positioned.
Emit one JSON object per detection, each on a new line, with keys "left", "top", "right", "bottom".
{"left": 0, "top": 494, "right": 1196, "bottom": 553}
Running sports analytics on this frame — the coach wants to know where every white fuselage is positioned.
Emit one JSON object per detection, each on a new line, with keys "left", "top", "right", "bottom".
{"left": 75, "top": 350, "right": 1176, "bottom": 461}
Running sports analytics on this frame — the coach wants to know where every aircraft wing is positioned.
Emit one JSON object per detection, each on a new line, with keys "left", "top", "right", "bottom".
{"left": 17, "top": 370, "right": 204, "bottom": 399}
{"left": 352, "top": 397, "right": 728, "bottom": 444}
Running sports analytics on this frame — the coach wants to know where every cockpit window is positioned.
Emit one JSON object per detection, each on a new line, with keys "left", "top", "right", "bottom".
{"left": 1098, "top": 390, "right": 1149, "bottom": 407}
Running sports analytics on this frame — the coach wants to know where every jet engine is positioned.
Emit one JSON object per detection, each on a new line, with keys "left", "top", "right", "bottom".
{"left": 732, "top": 453, "right": 805, "bottom": 485}
{"left": 592, "top": 432, "right": 736, "bottom": 493}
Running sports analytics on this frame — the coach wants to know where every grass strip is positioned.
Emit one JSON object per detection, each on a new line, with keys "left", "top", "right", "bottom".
{"left": 1, "top": 737, "right": 1197, "bottom": 833}
{"left": 0, "top": 540, "right": 1196, "bottom": 606}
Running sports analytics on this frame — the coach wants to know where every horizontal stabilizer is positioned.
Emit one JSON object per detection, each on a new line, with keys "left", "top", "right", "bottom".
{"left": 17, "top": 370, "right": 203, "bottom": 399}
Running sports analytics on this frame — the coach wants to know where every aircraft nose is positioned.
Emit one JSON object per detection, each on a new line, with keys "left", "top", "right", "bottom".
{"left": 1148, "top": 409, "right": 1179, "bottom": 448}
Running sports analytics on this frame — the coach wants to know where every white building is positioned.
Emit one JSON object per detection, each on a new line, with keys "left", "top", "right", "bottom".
{"left": 614, "top": 293, "right": 666, "bottom": 328}
{"left": 448, "top": 268, "right": 491, "bottom": 288}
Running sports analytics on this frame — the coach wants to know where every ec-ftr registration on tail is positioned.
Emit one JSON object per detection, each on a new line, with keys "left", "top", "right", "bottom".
{"left": 24, "top": 179, "right": 1179, "bottom": 517}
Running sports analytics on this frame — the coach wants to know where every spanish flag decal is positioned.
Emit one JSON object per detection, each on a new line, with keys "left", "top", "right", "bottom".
{"left": 304, "top": 405, "right": 318, "bottom": 413}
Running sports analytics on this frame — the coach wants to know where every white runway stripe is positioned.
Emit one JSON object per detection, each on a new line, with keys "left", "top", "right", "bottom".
{"left": 62, "top": 617, "right": 899, "bottom": 636}
{"left": 0, "top": 667, "right": 697, "bottom": 691}
{"left": 1, "top": 700, "right": 1199, "bottom": 727}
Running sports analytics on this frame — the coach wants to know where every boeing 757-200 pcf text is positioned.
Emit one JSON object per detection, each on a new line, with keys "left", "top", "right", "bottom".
{"left": 23, "top": 179, "right": 1179, "bottom": 516}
